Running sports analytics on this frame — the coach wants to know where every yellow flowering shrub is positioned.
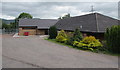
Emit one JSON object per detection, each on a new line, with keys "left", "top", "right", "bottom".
{"left": 73, "top": 41, "right": 87, "bottom": 47}
{"left": 56, "top": 30, "right": 67, "bottom": 43}
{"left": 76, "top": 42, "right": 87, "bottom": 47}
{"left": 56, "top": 35, "right": 67, "bottom": 43}
{"left": 82, "top": 36, "right": 103, "bottom": 48}
{"left": 73, "top": 41, "right": 79, "bottom": 46}
{"left": 73, "top": 36, "right": 103, "bottom": 50}
{"left": 82, "top": 36, "right": 96, "bottom": 44}
{"left": 87, "top": 41, "right": 103, "bottom": 48}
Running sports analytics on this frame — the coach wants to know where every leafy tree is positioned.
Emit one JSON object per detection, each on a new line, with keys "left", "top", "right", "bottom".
{"left": 2, "top": 23, "right": 12, "bottom": 33}
{"left": 16, "top": 12, "right": 33, "bottom": 24}
{"left": 49, "top": 26, "right": 57, "bottom": 39}
{"left": 58, "top": 17, "right": 62, "bottom": 19}
{"left": 105, "top": 25, "right": 120, "bottom": 53}
{"left": 58, "top": 13, "right": 70, "bottom": 19}
{"left": 5, "top": 24, "right": 12, "bottom": 33}
{"left": 62, "top": 13, "right": 70, "bottom": 19}
{"left": 2, "top": 22, "right": 8, "bottom": 29}
{"left": 7, "top": 24, "right": 12, "bottom": 29}
{"left": 10, "top": 22, "right": 18, "bottom": 29}
{"left": 14, "top": 12, "right": 33, "bottom": 31}
{"left": 18, "top": 12, "right": 33, "bottom": 19}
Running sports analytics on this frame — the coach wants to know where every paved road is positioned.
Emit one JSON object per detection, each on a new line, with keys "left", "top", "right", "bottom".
{"left": 2, "top": 34, "right": 118, "bottom": 68}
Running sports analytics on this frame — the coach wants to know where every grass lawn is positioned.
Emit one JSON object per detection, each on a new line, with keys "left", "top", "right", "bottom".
{"left": 45, "top": 38, "right": 120, "bottom": 56}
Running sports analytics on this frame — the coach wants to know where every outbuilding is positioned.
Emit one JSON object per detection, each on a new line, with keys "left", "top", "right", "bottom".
{"left": 19, "top": 19, "right": 58, "bottom": 35}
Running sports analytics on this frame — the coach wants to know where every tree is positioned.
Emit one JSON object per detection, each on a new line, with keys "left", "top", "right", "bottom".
{"left": 62, "top": 13, "right": 70, "bottom": 19}
{"left": 16, "top": 12, "right": 33, "bottom": 24}
{"left": 10, "top": 22, "right": 17, "bottom": 29}
{"left": 14, "top": 12, "right": 33, "bottom": 32}
{"left": 49, "top": 26, "right": 57, "bottom": 39}
{"left": 58, "top": 13, "right": 70, "bottom": 19}
{"left": 105, "top": 25, "right": 120, "bottom": 53}
{"left": 58, "top": 17, "right": 62, "bottom": 19}
{"left": 6, "top": 24, "right": 12, "bottom": 33}
{"left": 73, "top": 28, "right": 83, "bottom": 42}
{"left": 2, "top": 22, "right": 8, "bottom": 29}
{"left": 18, "top": 12, "right": 33, "bottom": 19}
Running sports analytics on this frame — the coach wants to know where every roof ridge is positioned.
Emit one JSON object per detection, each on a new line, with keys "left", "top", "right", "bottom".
{"left": 95, "top": 13, "right": 99, "bottom": 32}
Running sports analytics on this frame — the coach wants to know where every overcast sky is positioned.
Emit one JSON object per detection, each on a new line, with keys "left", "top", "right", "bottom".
{"left": 0, "top": 2, "right": 119, "bottom": 20}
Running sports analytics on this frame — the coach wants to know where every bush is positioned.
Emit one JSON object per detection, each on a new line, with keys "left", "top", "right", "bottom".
{"left": 66, "top": 37, "right": 73, "bottom": 45}
{"left": 99, "top": 40, "right": 108, "bottom": 51}
{"left": 73, "top": 28, "right": 83, "bottom": 42}
{"left": 105, "top": 25, "right": 120, "bottom": 53}
{"left": 56, "top": 30, "right": 67, "bottom": 43}
{"left": 81, "top": 36, "right": 96, "bottom": 44}
{"left": 49, "top": 26, "right": 57, "bottom": 39}
{"left": 73, "top": 41, "right": 79, "bottom": 46}
{"left": 66, "top": 28, "right": 83, "bottom": 45}
{"left": 81, "top": 36, "right": 103, "bottom": 48}
{"left": 73, "top": 36, "right": 103, "bottom": 51}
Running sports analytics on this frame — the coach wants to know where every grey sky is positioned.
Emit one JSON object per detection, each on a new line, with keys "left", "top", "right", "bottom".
{"left": 1, "top": 2, "right": 119, "bottom": 20}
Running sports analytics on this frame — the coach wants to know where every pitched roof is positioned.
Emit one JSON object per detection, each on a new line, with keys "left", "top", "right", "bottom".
{"left": 55, "top": 13, "right": 119, "bottom": 33}
{"left": 19, "top": 19, "right": 58, "bottom": 29}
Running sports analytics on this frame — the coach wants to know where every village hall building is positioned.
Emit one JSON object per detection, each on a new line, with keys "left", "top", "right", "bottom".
{"left": 19, "top": 13, "right": 119, "bottom": 39}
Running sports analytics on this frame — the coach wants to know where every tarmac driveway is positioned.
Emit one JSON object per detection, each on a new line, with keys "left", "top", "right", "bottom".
{"left": 2, "top": 34, "right": 118, "bottom": 68}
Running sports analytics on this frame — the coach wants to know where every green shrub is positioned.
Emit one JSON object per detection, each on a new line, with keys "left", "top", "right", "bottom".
{"left": 99, "top": 40, "right": 108, "bottom": 51}
{"left": 56, "top": 30, "right": 67, "bottom": 43}
{"left": 66, "top": 37, "right": 74, "bottom": 45}
{"left": 105, "top": 25, "right": 120, "bottom": 53}
{"left": 49, "top": 26, "right": 57, "bottom": 39}
{"left": 73, "top": 28, "right": 83, "bottom": 42}
{"left": 66, "top": 28, "right": 83, "bottom": 45}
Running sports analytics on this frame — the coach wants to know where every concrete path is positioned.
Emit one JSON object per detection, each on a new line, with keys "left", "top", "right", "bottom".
{"left": 2, "top": 34, "right": 118, "bottom": 68}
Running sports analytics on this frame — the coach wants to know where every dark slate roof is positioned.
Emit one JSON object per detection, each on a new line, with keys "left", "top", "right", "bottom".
{"left": 55, "top": 13, "right": 119, "bottom": 33}
{"left": 19, "top": 19, "right": 58, "bottom": 29}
